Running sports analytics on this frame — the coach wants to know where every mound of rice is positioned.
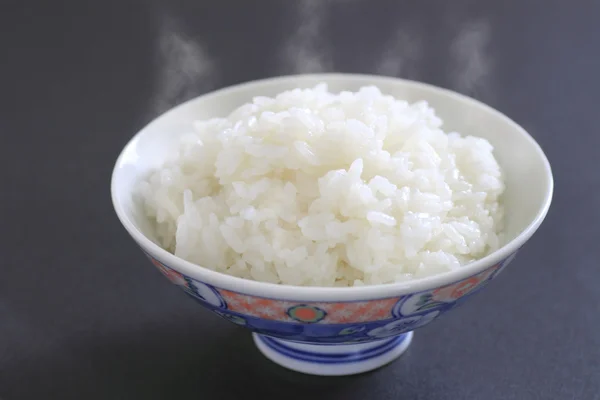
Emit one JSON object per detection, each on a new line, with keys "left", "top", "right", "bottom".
{"left": 138, "top": 84, "right": 504, "bottom": 287}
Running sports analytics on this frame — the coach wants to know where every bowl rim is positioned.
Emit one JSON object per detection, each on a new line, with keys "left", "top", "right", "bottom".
{"left": 111, "top": 73, "right": 554, "bottom": 301}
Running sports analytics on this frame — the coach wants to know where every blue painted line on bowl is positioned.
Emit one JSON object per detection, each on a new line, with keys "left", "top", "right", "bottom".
{"left": 257, "top": 334, "right": 408, "bottom": 364}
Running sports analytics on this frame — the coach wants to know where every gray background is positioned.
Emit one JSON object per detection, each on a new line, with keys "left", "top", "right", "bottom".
{"left": 1, "top": 0, "right": 598, "bottom": 399}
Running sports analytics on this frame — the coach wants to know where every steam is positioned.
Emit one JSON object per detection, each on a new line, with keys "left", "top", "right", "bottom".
{"left": 152, "top": 13, "right": 219, "bottom": 114}
{"left": 281, "top": 0, "right": 333, "bottom": 73}
{"left": 450, "top": 20, "right": 492, "bottom": 97}
{"left": 376, "top": 27, "right": 422, "bottom": 78}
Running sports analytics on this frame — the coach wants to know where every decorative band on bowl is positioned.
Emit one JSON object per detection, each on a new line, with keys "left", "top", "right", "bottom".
{"left": 256, "top": 333, "right": 409, "bottom": 364}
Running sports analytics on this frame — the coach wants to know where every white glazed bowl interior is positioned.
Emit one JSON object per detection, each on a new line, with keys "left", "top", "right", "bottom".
{"left": 111, "top": 74, "right": 553, "bottom": 301}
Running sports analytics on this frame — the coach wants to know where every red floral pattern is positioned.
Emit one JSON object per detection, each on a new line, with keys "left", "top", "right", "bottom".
{"left": 218, "top": 289, "right": 398, "bottom": 323}
{"left": 431, "top": 263, "right": 500, "bottom": 301}
{"left": 149, "top": 257, "right": 188, "bottom": 287}
{"left": 146, "top": 253, "right": 511, "bottom": 324}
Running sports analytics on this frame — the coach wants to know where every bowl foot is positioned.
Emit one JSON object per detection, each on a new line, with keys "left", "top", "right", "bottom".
{"left": 252, "top": 331, "right": 413, "bottom": 376}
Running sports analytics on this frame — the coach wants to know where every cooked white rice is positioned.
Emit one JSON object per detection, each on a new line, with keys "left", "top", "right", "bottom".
{"left": 138, "top": 84, "right": 504, "bottom": 287}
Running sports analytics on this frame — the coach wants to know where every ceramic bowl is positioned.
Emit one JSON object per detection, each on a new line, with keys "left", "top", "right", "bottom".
{"left": 111, "top": 74, "right": 553, "bottom": 376}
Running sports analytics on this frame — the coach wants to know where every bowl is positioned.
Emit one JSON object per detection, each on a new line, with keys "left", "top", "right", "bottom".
{"left": 111, "top": 74, "right": 553, "bottom": 376}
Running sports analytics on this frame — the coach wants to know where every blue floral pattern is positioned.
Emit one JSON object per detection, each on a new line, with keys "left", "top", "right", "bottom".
{"left": 187, "top": 279, "right": 227, "bottom": 309}
{"left": 367, "top": 311, "right": 440, "bottom": 338}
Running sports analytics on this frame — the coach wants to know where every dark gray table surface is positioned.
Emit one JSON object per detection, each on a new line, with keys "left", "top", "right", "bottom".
{"left": 2, "top": 0, "right": 598, "bottom": 399}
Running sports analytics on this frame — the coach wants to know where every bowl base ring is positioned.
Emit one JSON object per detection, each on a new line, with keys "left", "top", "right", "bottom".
{"left": 252, "top": 331, "right": 413, "bottom": 376}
